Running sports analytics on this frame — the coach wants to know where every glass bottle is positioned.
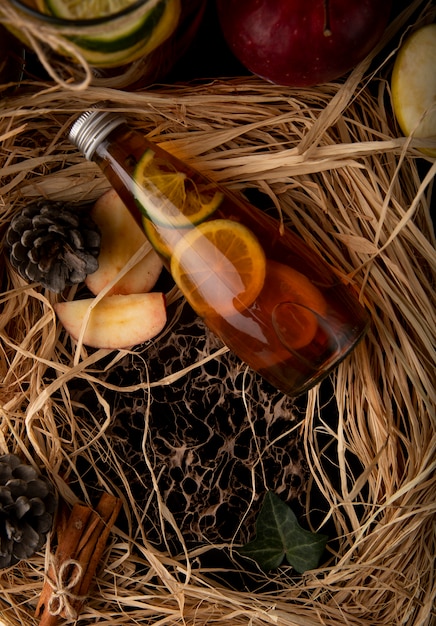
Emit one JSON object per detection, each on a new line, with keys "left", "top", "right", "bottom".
{"left": 68, "top": 110, "right": 369, "bottom": 397}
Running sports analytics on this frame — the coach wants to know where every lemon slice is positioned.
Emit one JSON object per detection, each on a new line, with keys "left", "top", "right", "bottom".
{"left": 392, "top": 24, "right": 436, "bottom": 156}
{"left": 170, "top": 219, "right": 266, "bottom": 317}
{"left": 134, "top": 149, "right": 223, "bottom": 228}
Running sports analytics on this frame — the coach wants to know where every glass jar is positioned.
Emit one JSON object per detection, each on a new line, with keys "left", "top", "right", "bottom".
{"left": 0, "top": 24, "right": 26, "bottom": 90}
{"left": 0, "top": 0, "right": 206, "bottom": 89}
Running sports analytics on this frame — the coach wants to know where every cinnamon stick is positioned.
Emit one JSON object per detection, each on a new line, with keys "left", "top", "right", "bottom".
{"left": 74, "top": 493, "right": 123, "bottom": 613}
{"left": 35, "top": 503, "right": 93, "bottom": 626}
{"left": 35, "top": 494, "right": 122, "bottom": 626}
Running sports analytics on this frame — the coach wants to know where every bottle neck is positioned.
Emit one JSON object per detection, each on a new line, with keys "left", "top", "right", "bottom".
{"left": 69, "top": 111, "right": 127, "bottom": 160}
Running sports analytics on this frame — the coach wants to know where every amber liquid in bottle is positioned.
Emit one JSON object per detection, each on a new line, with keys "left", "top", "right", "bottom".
{"left": 69, "top": 113, "right": 369, "bottom": 397}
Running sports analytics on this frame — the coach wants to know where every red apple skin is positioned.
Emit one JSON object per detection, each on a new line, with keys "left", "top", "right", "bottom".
{"left": 216, "top": 0, "right": 393, "bottom": 87}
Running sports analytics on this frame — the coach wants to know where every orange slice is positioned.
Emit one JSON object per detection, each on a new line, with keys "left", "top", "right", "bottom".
{"left": 134, "top": 149, "right": 223, "bottom": 227}
{"left": 142, "top": 216, "right": 186, "bottom": 259}
{"left": 258, "top": 261, "right": 327, "bottom": 351}
{"left": 170, "top": 219, "right": 266, "bottom": 317}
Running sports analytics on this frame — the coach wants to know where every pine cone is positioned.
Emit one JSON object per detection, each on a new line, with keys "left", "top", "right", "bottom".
{"left": 6, "top": 199, "right": 101, "bottom": 293}
{"left": 0, "top": 454, "right": 56, "bottom": 569}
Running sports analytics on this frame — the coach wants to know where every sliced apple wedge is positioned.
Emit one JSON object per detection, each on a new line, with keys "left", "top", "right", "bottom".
{"left": 54, "top": 293, "right": 167, "bottom": 349}
{"left": 392, "top": 24, "right": 436, "bottom": 156}
{"left": 86, "top": 188, "right": 164, "bottom": 296}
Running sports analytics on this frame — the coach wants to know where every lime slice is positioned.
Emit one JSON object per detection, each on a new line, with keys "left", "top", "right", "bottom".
{"left": 41, "top": 0, "right": 181, "bottom": 67}
{"left": 134, "top": 149, "right": 223, "bottom": 228}
{"left": 392, "top": 24, "right": 436, "bottom": 156}
{"left": 170, "top": 219, "right": 266, "bottom": 317}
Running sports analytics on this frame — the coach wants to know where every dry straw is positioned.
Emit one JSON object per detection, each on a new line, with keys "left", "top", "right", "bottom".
{"left": 1, "top": 1, "right": 435, "bottom": 625}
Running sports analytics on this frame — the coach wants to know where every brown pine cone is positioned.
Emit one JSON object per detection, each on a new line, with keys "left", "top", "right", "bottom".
{"left": 5, "top": 199, "right": 101, "bottom": 293}
{"left": 0, "top": 454, "right": 56, "bottom": 569}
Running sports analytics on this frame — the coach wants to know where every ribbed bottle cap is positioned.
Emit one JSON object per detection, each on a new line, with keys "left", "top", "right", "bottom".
{"left": 69, "top": 110, "right": 126, "bottom": 160}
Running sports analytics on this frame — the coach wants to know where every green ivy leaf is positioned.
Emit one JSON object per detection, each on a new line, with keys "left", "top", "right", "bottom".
{"left": 238, "top": 491, "right": 328, "bottom": 573}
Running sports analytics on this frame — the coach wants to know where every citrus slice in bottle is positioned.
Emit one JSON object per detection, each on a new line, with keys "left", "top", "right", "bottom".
{"left": 259, "top": 261, "right": 327, "bottom": 351}
{"left": 142, "top": 216, "right": 187, "bottom": 259}
{"left": 391, "top": 23, "right": 436, "bottom": 156}
{"left": 39, "top": 0, "right": 181, "bottom": 68}
{"left": 170, "top": 219, "right": 266, "bottom": 317}
{"left": 134, "top": 150, "right": 223, "bottom": 228}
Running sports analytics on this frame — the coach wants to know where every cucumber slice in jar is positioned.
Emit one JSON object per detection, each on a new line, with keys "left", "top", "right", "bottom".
{"left": 41, "top": 0, "right": 181, "bottom": 66}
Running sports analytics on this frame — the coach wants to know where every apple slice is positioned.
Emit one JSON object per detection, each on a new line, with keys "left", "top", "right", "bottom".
{"left": 86, "top": 188, "right": 164, "bottom": 296}
{"left": 54, "top": 292, "right": 167, "bottom": 349}
{"left": 392, "top": 24, "right": 436, "bottom": 156}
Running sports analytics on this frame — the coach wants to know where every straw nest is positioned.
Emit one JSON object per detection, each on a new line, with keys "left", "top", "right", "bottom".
{"left": 1, "top": 1, "right": 435, "bottom": 625}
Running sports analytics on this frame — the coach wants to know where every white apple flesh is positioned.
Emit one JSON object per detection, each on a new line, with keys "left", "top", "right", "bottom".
{"left": 54, "top": 292, "right": 167, "bottom": 349}
{"left": 86, "top": 189, "right": 163, "bottom": 296}
{"left": 391, "top": 24, "right": 436, "bottom": 156}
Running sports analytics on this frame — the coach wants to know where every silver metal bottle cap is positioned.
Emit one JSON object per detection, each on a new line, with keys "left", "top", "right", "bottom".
{"left": 69, "top": 110, "right": 126, "bottom": 160}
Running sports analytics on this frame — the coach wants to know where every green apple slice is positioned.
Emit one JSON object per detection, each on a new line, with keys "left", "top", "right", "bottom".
{"left": 391, "top": 24, "right": 436, "bottom": 156}
{"left": 54, "top": 292, "right": 167, "bottom": 349}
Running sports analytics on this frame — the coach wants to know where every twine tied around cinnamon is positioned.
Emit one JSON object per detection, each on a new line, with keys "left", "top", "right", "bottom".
{"left": 46, "top": 557, "right": 87, "bottom": 620}
{"left": 35, "top": 496, "right": 123, "bottom": 626}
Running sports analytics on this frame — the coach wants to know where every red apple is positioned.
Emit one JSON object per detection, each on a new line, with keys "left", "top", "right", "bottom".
{"left": 216, "top": 0, "right": 392, "bottom": 87}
